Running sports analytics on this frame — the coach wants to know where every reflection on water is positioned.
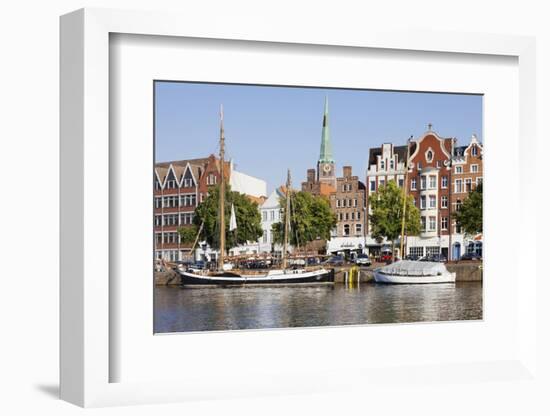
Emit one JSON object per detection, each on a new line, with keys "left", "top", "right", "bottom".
{"left": 154, "top": 282, "right": 482, "bottom": 333}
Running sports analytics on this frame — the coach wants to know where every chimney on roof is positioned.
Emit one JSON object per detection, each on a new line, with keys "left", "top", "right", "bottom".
{"left": 343, "top": 166, "right": 352, "bottom": 178}
{"left": 307, "top": 168, "right": 316, "bottom": 182}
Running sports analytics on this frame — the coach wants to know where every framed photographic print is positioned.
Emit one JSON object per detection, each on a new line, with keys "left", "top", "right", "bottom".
{"left": 60, "top": 8, "right": 538, "bottom": 408}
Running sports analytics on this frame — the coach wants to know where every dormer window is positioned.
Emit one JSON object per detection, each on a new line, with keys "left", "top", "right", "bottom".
{"left": 206, "top": 174, "right": 217, "bottom": 185}
{"left": 471, "top": 146, "right": 478, "bottom": 156}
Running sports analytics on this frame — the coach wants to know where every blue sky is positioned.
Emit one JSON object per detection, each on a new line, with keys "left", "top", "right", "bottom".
{"left": 155, "top": 82, "right": 482, "bottom": 194}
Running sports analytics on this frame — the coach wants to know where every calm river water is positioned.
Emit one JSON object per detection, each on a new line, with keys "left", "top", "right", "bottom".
{"left": 154, "top": 282, "right": 482, "bottom": 333}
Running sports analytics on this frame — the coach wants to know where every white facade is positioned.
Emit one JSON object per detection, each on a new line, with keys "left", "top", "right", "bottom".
{"left": 229, "top": 161, "right": 267, "bottom": 198}
{"left": 258, "top": 188, "right": 288, "bottom": 254}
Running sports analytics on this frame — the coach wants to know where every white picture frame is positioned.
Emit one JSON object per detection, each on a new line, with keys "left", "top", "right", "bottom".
{"left": 60, "top": 8, "right": 538, "bottom": 408}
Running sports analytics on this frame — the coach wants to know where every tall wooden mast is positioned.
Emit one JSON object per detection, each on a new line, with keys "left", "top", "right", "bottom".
{"left": 218, "top": 105, "right": 226, "bottom": 271}
{"left": 282, "top": 169, "right": 291, "bottom": 270}
{"left": 399, "top": 137, "right": 412, "bottom": 258}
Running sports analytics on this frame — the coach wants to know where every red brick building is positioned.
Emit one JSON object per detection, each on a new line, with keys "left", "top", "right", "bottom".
{"left": 154, "top": 155, "right": 265, "bottom": 261}
{"left": 365, "top": 128, "right": 483, "bottom": 260}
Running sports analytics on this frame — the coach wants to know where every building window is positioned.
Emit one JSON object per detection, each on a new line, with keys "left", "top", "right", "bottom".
{"left": 380, "top": 161, "right": 385, "bottom": 170}
{"left": 409, "top": 247, "right": 424, "bottom": 257}
{"left": 379, "top": 179, "right": 385, "bottom": 188}
{"left": 472, "top": 146, "right": 478, "bottom": 156}
{"left": 420, "top": 176, "right": 426, "bottom": 190}
{"left": 426, "top": 150, "right": 433, "bottom": 162}
{"left": 426, "top": 246, "right": 440, "bottom": 256}
{"left": 166, "top": 179, "right": 176, "bottom": 189}
{"left": 411, "top": 178, "right": 417, "bottom": 190}
{"left": 270, "top": 210, "right": 275, "bottom": 221}
{"left": 355, "top": 223, "right": 362, "bottom": 235}
{"left": 338, "top": 213, "right": 343, "bottom": 221}
{"left": 429, "top": 175, "right": 436, "bottom": 189}
{"left": 183, "top": 178, "right": 193, "bottom": 187}
{"left": 429, "top": 195, "right": 436, "bottom": 209}
{"left": 336, "top": 199, "right": 340, "bottom": 208}
{"left": 155, "top": 197, "right": 162, "bottom": 209}
{"left": 441, "top": 216, "right": 448, "bottom": 230}
{"left": 390, "top": 160, "right": 394, "bottom": 170}
{"left": 398, "top": 178, "right": 404, "bottom": 188}
{"left": 351, "top": 212, "right": 355, "bottom": 220}
{"left": 345, "top": 213, "right": 349, "bottom": 221}
{"left": 370, "top": 180, "right": 375, "bottom": 191}
{"left": 357, "top": 211, "right": 361, "bottom": 220}
{"left": 155, "top": 181, "right": 162, "bottom": 190}
{"left": 441, "top": 195, "right": 448, "bottom": 208}
{"left": 420, "top": 216, "right": 426, "bottom": 231}
{"left": 471, "top": 164, "right": 478, "bottom": 173}
{"left": 429, "top": 216, "right": 436, "bottom": 231}
{"left": 420, "top": 195, "right": 426, "bottom": 209}
{"left": 207, "top": 174, "right": 217, "bottom": 185}
{"left": 154, "top": 215, "right": 162, "bottom": 227}
{"left": 455, "top": 179, "right": 463, "bottom": 193}
{"left": 441, "top": 175, "right": 448, "bottom": 188}
{"left": 353, "top": 199, "right": 357, "bottom": 207}
{"left": 417, "top": 162, "right": 422, "bottom": 170}
{"left": 263, "top": 230, "right": 268, "bottom": 243}
{"left": 455, "top": 166, "right": 463, "bottom": 174}
{"left": 465, "top": 178, "right": 472, "bottom": 193}
{"left": 476, "top": 177, "right": 483, "bottom": 187}
{"left": 343, "top": 224, "right": 350, "bottom": 236}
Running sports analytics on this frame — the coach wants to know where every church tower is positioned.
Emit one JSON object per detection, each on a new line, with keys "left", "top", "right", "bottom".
{"left": 317, "top": 97, "right": 336, "bottom": 188}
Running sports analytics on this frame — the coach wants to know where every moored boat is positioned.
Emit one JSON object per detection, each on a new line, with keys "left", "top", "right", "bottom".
{"left": 373, "top": 260, "right": 455, "bottom": 284}
{"left": 178, "top": 105, "right": 335, "bottom": 287}
{"left": 178, "top": 267, "right": 334, "bottom": 286}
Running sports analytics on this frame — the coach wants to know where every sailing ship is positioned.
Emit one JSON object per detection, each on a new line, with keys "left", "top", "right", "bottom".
{"left": 373, "top": 137, "right": 456, "bottom": 284}
{"left": 178, "top": 106, "right": 334, "bottom": 286}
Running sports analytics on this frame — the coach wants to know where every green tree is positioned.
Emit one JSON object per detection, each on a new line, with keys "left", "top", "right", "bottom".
{"left": 453, "top": 183, "right": 483, "bottom": 235}
{"left": 369, "top": 180, "right": 421, "bottom": 256}
{"left": 177, "top": 224, "right": 199, "bottom": 245}
{"left": 190, "top": 185, "right": 263, "bottom": 250}
{"left": 271, "top": 191, "right": 336, "bottom": 247}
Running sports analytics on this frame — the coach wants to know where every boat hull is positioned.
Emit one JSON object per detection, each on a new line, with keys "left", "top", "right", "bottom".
{"left": 373, "top": 269, "right": 456, "bottom": 284}
{"left": 178, "top": 268, "right": 335, "bottom": 286}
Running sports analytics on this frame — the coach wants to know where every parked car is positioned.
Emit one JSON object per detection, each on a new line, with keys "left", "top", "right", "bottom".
{"left": 307, "top": 257, "right": 320, "bottom": 266}
{"left": 190, "top": 260, "right": 206, "bottom": 270}
{"left": 404, "top": 254, "right": 421, "bottom": 261}
{"left": 380, "top": 253, "right": 393, "bottom": 263}
{"left": 354, "top": 254, "right": 372, "bottom": 266}
{"left": 460, "top": 252, "right": 482, "bottom": 261}
{"left": 420, "top": 254, "right": 447, "bottom": 262}
{"left": 324, "top": 255, "right": 345, "bottom": 266}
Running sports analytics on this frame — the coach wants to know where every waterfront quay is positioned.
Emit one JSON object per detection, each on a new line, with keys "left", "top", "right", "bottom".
{"left": 154, "top": 261, "right": 482, "bottom": 286}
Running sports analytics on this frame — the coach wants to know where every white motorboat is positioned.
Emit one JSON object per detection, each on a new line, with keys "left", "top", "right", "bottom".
{"left": 373, "top": 260, "right": 456, "bottom": 284}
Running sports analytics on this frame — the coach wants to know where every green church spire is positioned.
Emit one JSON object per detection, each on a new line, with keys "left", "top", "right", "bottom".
{"left": 319, "top": 96, "right": 334, "bottom": 163}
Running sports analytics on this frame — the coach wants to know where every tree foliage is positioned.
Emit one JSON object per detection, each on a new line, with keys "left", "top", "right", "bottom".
{"left": 271, "top": 191, "right": 336, "bottom": 247}
{"left": 177, "top": 224, "right": 199, "bottom": 246}
{"left": 453, "top": 183, "right": 483, "bottom": 235}
{"left": 369, "top": 180, "right": 421, "bottom": 244}
{"left": 187, "top": 185, "right": 263, "bottom": 250}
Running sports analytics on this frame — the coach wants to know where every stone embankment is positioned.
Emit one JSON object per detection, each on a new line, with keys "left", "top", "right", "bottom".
{"left": 333, "top": 261, "right": 482, "bottom": 283}
{"left": 155, "top": 270, "right": 181, "bottom": 286}
{"left": 154, "top": 261, "right": 482, "bottom": 286}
